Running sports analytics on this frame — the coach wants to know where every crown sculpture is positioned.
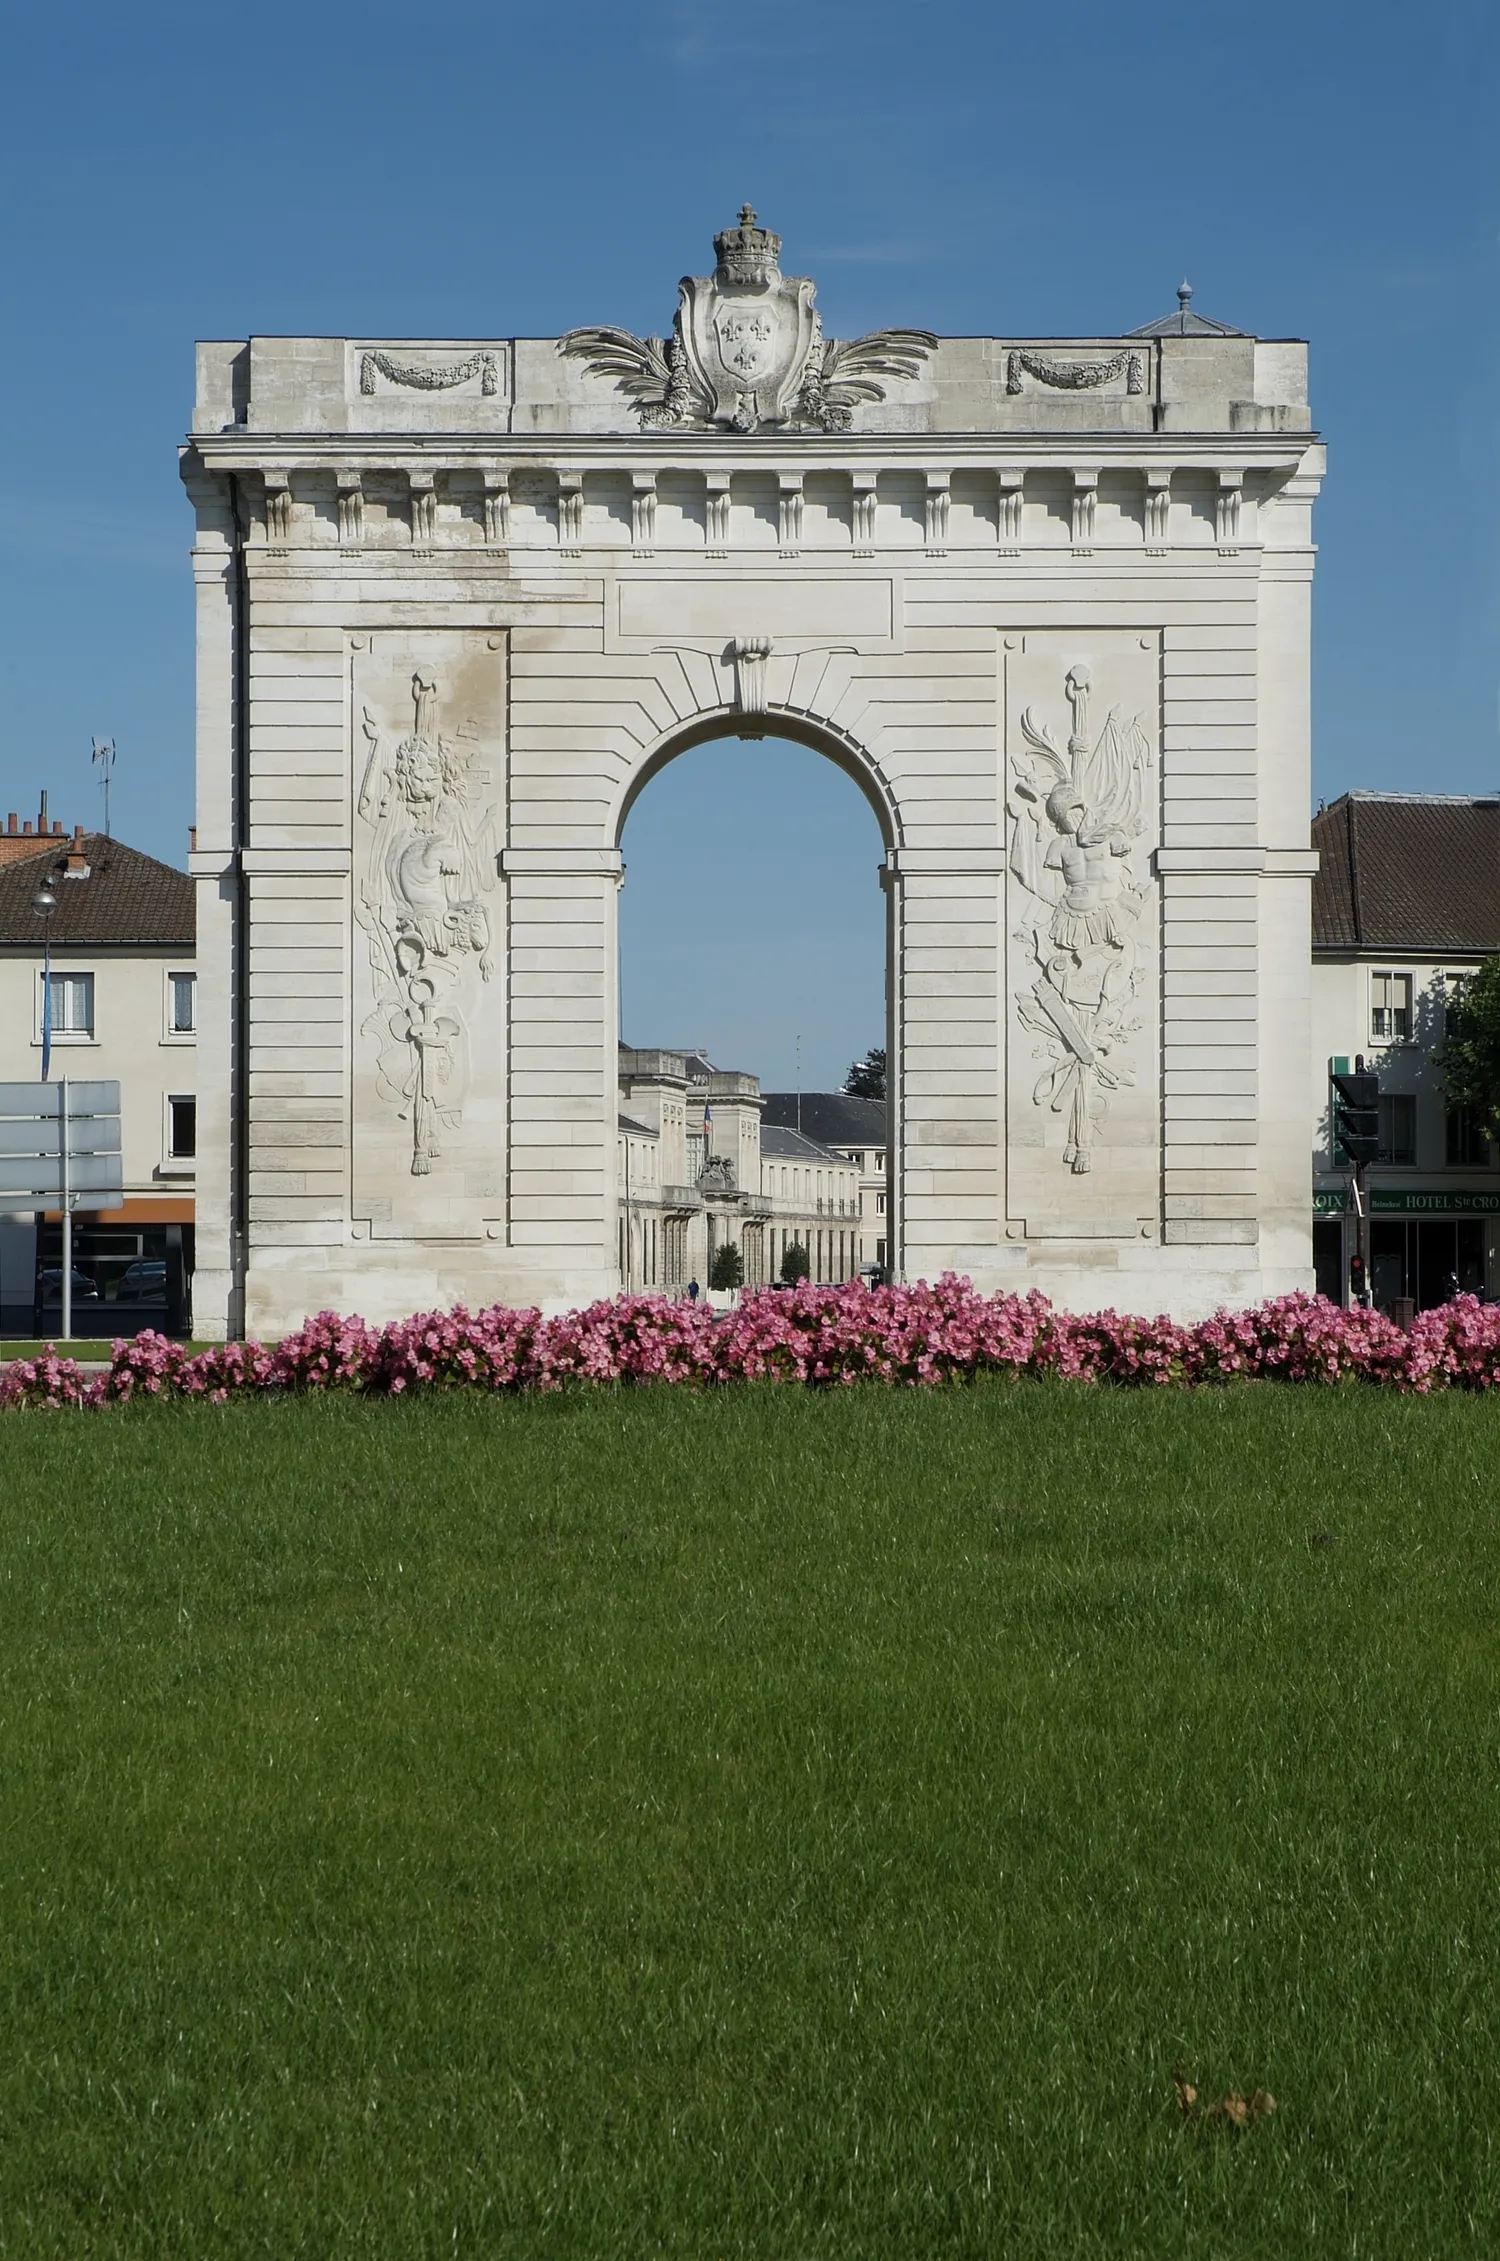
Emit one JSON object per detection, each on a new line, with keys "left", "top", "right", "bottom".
{"left": 559, "top": 208, "right": 937, "bottom": 434}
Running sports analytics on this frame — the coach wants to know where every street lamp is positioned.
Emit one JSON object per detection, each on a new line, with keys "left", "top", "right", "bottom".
{"left": 31, "top": 872, "right": 57, "bottom": 1076}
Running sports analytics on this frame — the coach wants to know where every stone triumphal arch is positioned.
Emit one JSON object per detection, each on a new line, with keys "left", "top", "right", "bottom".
{"left": 183, "top": 210, "right": 1322, "bottom": 1337}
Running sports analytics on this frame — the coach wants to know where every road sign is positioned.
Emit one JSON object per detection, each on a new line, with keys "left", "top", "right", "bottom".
{"left": 0, "top": 1080, "right": 120, "bottom": 1117}
{"left": 0, "top": 1083, "right": 125, "bottom": 1333}
{"left": 0, "top": 1154, "right": 124, "bottom": 1195}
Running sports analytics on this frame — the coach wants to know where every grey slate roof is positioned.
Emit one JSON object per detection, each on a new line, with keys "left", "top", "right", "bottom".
{"left": 1129, "top": 282, "right": 1247, "bottom": 339}
{"left": 1312, "top": 793, "right": 1500, "bottom": 955}
{"left": 760, "top": 1125, "right": 849, "bottom": 1164}
{"left": 760, "top": 1092, "right": 887, "bottom": 1151}
{"left": 0, "top": 834, "right": 194, "bottom": 948}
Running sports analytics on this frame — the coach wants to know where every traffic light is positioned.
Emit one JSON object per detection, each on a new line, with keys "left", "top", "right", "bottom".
{"left": 1330, "top": 1065, "right": 1381, "bottom": 1165}
{"left": 1349, "top": 1251, "right": 1368, "bottom": 1300}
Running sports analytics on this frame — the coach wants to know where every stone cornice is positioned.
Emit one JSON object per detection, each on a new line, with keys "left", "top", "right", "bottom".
{"left": 185, "top": 430, "right": 1319, "bottom": 477}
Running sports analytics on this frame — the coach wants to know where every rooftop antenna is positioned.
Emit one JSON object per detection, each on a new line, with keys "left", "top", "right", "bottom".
{"left": 92, "top": 737, "right": 116, "bottom": 838}
{"left": 796, "top": 1032, "right": 802, "bottom": 1138}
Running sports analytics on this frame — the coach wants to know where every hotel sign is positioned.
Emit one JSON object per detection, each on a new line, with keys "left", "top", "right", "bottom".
{"left": 1314, "top": 1186, "right": 1500, "bottom": 1218}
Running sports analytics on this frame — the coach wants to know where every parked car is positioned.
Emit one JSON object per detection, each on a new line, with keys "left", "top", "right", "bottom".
{"left": 38, "top": 1267, "right": 101, "bottom": 1303}
{"left": 115, "top": 1259, "right": 168, "bottom": 1302}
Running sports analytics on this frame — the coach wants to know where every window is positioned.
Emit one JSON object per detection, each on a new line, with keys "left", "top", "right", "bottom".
{"left": 1370, "top": 971, "right": 1412, "bottom": 1043}
{"left": 169, "top": 971, "right": 196, "bottom": 1034}
{"left": 1378, "top": 1094, "right": 1416, "bottom": 1167}
{"left": 1446, "top": 1108, "right": 1492, "bottom": 1169}
{"left": 168, "top": 1096, "right": 197, "bottom": 1160}
{"left": 875, "top": 1191, "right": 886, "bottom": 1214}
{"left": 44, "top": 970, "right": 94, "bottom": 1038}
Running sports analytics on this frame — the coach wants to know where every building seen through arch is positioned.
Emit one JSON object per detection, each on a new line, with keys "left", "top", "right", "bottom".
{"left": 618, "top": 1046, "right": 863, "bottom": 1292}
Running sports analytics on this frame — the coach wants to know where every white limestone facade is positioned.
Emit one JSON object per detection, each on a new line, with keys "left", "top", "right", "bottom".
{"left": 181, "top": 213, "right": 1322, "bottom": 1337}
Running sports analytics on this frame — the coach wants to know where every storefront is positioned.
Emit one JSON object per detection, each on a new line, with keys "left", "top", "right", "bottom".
{"left": 1313, "top": 1188, "right": 1500, "bottom": 1310}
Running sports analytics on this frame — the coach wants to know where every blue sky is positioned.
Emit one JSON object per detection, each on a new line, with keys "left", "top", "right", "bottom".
{"left": 1, "top": 0, "right": 1493, "bottom": 1085}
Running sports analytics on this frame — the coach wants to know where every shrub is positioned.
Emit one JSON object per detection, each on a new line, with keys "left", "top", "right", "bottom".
{"left": 709, "top": 1245, "right": 744, "bottom": 1292}
{"left": 779, "top": 1241, "right": 811, "bottom": 1285}
{"left": 6, "top": 1284, "right": 1500, "bottom": 1412}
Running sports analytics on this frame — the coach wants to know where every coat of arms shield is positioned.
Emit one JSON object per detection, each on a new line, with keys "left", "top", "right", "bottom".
{"left": 678, "top": 207, "right": 819, "bottom": 429}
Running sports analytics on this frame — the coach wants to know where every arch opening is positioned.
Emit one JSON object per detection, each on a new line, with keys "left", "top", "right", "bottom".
{"left": 615, "top": 722, "right": 895, "bottom": 1297}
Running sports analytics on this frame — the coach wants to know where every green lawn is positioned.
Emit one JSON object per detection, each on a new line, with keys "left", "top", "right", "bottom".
{"left": 1, "top": 1382, "right": 1497, "bottom": 2258}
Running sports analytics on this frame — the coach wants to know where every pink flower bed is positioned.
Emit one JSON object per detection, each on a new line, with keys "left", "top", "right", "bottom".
{"left": 6, "top": 1280, "right": 1500, "bottom": 1410}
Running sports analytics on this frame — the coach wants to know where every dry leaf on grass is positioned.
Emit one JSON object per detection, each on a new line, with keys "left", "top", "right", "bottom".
{"left": 1175, "top": 2078, "right": 1275, "bottom": 2127}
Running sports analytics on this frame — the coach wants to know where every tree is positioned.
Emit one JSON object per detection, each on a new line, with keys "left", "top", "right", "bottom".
{"left": 843, "top": 1046, "right": 887, "bottom": 1100}
{"left": 1438, "top": 961, "right": 1500, "bottom": 1138}
{"left": 779, "top": 1240, "right": 810, "bottom": 1285}
{"left": 709, "top": 1242, "right": 744, "bottom": 1292}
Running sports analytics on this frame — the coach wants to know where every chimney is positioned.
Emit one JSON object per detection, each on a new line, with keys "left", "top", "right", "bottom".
{"left": 65, "top": 823, "right": 89, "bottom": 876}
{"left": 38, "top": 790, "right": 47, "bottom": 834}
{"left": 5, "top": 814, "right": 15, "bottom": 834}
{"left": 189, "top": 825, "right": 198, "bottom": 853}
{"left": 52, "top": 819, "right": 62, "bottom": 835}
{"left": 22, "top": 821, "right": 33, "bottom": 835}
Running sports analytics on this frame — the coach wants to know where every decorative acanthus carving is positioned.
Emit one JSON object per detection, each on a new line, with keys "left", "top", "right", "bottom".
{"left": 557, "top": 473, "right": 584, "bottom": 551}
{"left": 1007, "top": 348, "right": 1143, "bottom": 394}
{"left": 356, "top": 673, "right": 498, "bottom": 1177}
{"left": 361, "top": 350, "right": 498, "bottom": 395}
{"left": 732, "top": 635, "right": 772, "bottom": 717}
{"left": 264, "top": 472, "right": 292, "bottom": 543}
{"left": 999, "top": 470, "right": 1024, "bottom": 552}
{"left": 852, "top": 473, "right": 877, "bottom": 554}
{"left": 1216, "top": 471, "right": 1243, "bottom": 552}
{"left": 1071, "top": 472, "right": 1097, "bottom": 552}
{"left": 1008, "top": 666, "right": 1154, "bottom": 1174}
{"left": 337, "top": 471, "right": 364, "bottom": 545}
{"left": 483, "top": 470, "right": 509, "bottom": 545}
{"left": 1145, "top": 470, "right": 1171, "bottom": 553}
{"left": 924, "top": 473, "right": 950, "bottom": 551}
{"left": 558, "top": 207, "right": 935, "bottom": 435}
{"left": 705, "top": 473, "right": 731, "bottom": 554}
{"left": 778, "top": 474, "right": 803, "bottom": 551}
{"left": 631, "top": 472, "right": 657, "bottom": 551}
{"left": 408, "top": 471, "right": 436, "bottom": 545}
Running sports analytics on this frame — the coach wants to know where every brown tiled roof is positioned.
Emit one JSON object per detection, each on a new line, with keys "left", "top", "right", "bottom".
{"left": 1312, "top": 795, "right": 1500, "bottom": 955}
{"left": 0, "top": 833, "right": 193, "bottom": 947}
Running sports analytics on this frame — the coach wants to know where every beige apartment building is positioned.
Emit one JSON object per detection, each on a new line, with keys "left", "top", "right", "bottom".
{"left": 1311, "top": 793, "right": 1500, "bottom": 1310}
{"left": 0, "top": 808, "right": 196, "bottom": 1333}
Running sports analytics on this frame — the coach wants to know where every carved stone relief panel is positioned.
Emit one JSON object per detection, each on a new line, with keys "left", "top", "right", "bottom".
{"left": 1004, "top": 631, "right": 1161, "bottom": 1233}
{"left": 344, "top": 342, "right": 512, "bottom": 434}
{"left": 351, "top": 632, "right": 506, "bottom": 1241}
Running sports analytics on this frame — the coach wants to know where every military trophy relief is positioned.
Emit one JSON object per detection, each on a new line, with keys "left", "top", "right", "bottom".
{"left": 1007, "top": 649, "right": 1158, "bottom": 1198}
{"left": 354, "top": 666, "right": 500, "bottom": 1208}
{"left": 559, "top": 207, "right": 936, "bottom": 436}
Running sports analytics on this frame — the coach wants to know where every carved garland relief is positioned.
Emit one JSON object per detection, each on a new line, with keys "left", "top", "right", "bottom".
{"left": 360, "top": 350, "right": 499, "bottom": 395}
